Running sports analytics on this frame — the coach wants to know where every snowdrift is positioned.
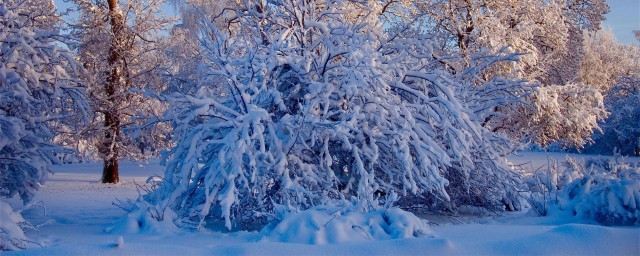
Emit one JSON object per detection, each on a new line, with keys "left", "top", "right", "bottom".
{"left": 264, "top": 205, "right": 432, "bottom": 244}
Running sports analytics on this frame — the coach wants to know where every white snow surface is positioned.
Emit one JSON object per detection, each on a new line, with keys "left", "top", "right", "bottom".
{"left": 265, "top": 204, "right": 432, "bottom": 244}
{"left": 4, "top": 152, "right": 639, "bottom": 255}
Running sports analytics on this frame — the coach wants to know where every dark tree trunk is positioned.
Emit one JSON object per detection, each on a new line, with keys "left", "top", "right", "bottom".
{"left": 102, "top": 154, "right": 119, "bottom": 183}
{"left": 102, "top": 0, "right": 123, "bottom": 183}
{"left": 101, "top": 111, "right": 120, "bottom": 183}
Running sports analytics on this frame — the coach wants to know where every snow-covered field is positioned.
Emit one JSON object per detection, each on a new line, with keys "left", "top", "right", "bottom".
{"left": 5, "top": 152, "right": 640, "bottom": 255}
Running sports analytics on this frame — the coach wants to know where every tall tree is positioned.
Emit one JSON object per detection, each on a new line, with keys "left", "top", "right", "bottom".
{"left": 71, "top": 0, "right": 174, "bottom": 183}
{"left": 103, "top": 0, "right": 126, "bottom": 183}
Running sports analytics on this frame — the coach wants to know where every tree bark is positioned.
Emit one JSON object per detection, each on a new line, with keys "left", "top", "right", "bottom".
{"left": 102, "top": 0, "right": 123, "bottom": 183}
{"left": 102, "top": 155, "right": 119, "bottom": 183}
{"left": 101, "top": 111, "right": 120, "bottom": 183}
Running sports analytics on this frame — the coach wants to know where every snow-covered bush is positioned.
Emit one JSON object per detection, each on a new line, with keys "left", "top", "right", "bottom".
{"left": 560, "top": 159, "right": 640, "bottom": 226}
{"left": 525, "top": 156, "right": 640, "bottom": 225}
{"left": 446, "top": 50, "right": 529, "bottom": 211}
{"left": 0, "top": 0, "right": 90, "bottom": 250}
{"left": 142, "top": 0, "right": 523, "bottom": 231}
{"left": 522, "top": 159, "right": 558, "bottom": 216}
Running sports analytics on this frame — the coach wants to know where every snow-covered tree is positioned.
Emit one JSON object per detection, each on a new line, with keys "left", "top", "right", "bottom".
{"left": 602, "top": 79, "right": 640, "bottom": 155}
{"left": 528, "top": 83, "right": 607, "bottom": 148}
{"left": 418, "top": 0, "right": 607, "bottom": 75}
{"left": 582, "top": 75, "right": 640, "bottom": 155}
{"left": 571, "top": 31, "right": 640, "bottom": 154}
{"left": 578, "top": 29, "right": 638, "bottom": 92}
{"left": 157, "top": 0, "right": 218, "bottom": 96}
{"left": 0, "top": 0, "right": 89, "bottom": 250}
{"left": 141, "top": 0, "right": 523, "bottom": 230}
{"left": 415, "top": 0, "right": 609, "bottom": 147}
{"left": 70, "top": 0, "right": 174, "bottom": 183}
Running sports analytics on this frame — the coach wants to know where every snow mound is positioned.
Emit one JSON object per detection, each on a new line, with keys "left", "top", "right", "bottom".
{"left": 115, "top": 236, "right": 124, "bottom": 248}
{"left": 264, "top": 204, "right": 432, "bottom": 244}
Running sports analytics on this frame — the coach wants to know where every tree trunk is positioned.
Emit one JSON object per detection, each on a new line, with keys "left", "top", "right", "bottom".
{"left": 102, "top": 155, "right": 119, "bottom": 183}
{"left": 101, "top": 111, "right": 120, "bottom": 183}
{"left": 102, "top": 0, "right": 123, "bottom": 183}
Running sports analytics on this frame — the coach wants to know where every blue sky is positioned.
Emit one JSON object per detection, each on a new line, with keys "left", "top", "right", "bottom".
{"left": 54, "top": 0, "right": 639, "bottom": 44}
{"left": 603, "top": 0, "right": 639, "bottom": 44}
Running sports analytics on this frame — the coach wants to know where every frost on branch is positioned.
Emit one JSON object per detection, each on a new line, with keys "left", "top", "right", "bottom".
{"left": 143, "top": 0, "right": 523, "bottom": 230}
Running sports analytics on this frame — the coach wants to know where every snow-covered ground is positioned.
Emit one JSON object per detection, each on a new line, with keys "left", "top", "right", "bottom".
{"left": 508, "top": 151, "right": 640, "bottom": 171}
{"left": 5, "top": 152, "right": 640, "bottom": 255}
